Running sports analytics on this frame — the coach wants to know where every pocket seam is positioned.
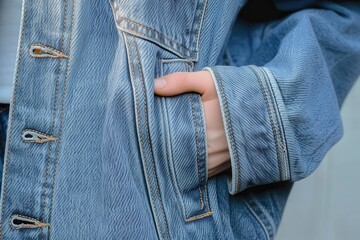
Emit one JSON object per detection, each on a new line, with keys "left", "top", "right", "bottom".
{"left": 160, "top": 58, "right": 212, "bottom": 222}
{"left": 243, "top": 197, "right": 272, "bottom": 240}
{"left": 109, "top": 0, "right": 209, "bottom": 61}
{"left": 187, "top": 63, "right": 205, "bottom": 210}
{"left": 125, "top": 34, "right": 170, "bottom": 239}
{"left": 117, "top": 18, "right": 196, "bottom": 61}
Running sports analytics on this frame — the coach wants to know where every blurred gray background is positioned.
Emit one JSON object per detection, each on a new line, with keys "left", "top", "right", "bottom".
{"left": 276, "top": 76, "right": 360, "bottom": 240}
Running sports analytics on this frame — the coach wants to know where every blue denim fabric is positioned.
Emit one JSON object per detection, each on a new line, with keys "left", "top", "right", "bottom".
{"left": 0, "top": 0, "right": 359, "bottom": 239}
{"left": 205, "top": 1, "right": 360, "bottom": 195}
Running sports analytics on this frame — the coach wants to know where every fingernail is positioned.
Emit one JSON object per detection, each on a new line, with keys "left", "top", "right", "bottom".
{"left": 154, "top": 78, "right": 167, "bottom": 89}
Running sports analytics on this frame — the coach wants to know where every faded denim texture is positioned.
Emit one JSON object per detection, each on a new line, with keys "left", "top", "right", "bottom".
{"left": 0, "top": 0, "right": 359, "bottom": 239}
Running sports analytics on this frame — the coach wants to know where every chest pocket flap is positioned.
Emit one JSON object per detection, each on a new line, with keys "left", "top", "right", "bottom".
{"left": 109, "top": 0, "right": 208, "bottom": 61}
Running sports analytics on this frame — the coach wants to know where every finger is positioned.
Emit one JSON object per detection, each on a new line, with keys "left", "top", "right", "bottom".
{"left": 153, "top": 71, "right": 212, "bottom": 97}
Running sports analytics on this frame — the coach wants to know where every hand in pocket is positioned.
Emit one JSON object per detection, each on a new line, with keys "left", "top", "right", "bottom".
{"left": 154, "top": 70, "right": 230, "bottom": 178}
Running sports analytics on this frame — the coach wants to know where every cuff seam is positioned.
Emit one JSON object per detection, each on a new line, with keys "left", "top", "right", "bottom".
{"left": 247, "top": 65, "right": 289, "bottom": 181}
{"left": 204, "top": 67, "right": 242, "bottom": 194}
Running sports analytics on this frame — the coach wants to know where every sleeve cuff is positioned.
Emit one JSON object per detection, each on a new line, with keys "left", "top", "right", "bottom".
{"left": 203, "top": 65, "right": 291, "bottom": 195}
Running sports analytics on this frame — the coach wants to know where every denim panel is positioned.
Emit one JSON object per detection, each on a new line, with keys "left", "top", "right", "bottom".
{"left": 204, "top": 175, "right": 292, "bottom": 240}
{"left": 242, "top": 182, "right": 293, "bottom": 239}
{"left": 1, "top": 0, "right": 158, "bottom": 239}
{"left": 47, "top": 5, "right": 158, "bottom": 240}
{"left": 2, "top": 0, "right": 359, "bottom": 239}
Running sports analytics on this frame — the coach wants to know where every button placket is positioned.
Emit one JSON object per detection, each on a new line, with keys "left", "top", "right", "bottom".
{"left": 0, "top": 0, "right": 75, "bottom": 239}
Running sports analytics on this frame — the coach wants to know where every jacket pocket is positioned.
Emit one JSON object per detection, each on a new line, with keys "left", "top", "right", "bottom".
{"left": 109, "top": 0, "right": 208, "bottom": 61}
{"left": 110, "top": 0, "right": 212, "bottom": 225}
{"left": 157, "top": 58, "right": 212, "bottom": 222}
{"left": 119, "top": 31, "right": 212, "bottom": 224}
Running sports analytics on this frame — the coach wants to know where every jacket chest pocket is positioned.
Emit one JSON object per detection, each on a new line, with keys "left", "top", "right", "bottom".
{"left": 122, "top": 32, "right": 212, "bottom": 223}
{"left": 109, "top": 0, "right": 208, "bottom": 61}
{"left": 158, "top": 59, "right": 212, "bottom": 221}
{"left": 110, "top": 0, "right": 212, "bottom": 228}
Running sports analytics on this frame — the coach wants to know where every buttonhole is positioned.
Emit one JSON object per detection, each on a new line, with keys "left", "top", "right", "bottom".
{"left": 24, "top": 133, "right": 33, "bottom": 139}
{"left": 29, "top": 44, "right": 69, "bottom": 58}
{"left": 12, "top": 218, "right": 35, "bottom": 226}
{"left": 32, "top": 48, "right": 43, "bottom": 55}
{"left": 10, "top": 214, "right": 50, "bottom": 229}
{"left": 21, "top": 129, "right": 60, "bottom": 143}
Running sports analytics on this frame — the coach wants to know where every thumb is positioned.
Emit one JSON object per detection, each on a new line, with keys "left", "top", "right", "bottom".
{"left": 154, "top": 71, "right": 212, "bottom": 97}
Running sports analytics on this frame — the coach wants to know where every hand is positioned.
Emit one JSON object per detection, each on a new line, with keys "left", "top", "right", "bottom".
{"left": 154, "top": 70, "right": 231, "bottom": 178}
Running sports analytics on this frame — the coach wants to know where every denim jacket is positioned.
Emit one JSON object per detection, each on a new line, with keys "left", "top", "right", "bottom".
{"left": 1, "top": 0, "right": 360, "bottom": 239}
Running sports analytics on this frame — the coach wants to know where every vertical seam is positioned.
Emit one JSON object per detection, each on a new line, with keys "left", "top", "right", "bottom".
{"left": 257, "top": 70, "right": 282, "bottom": 178}
{"left": 134, "top": 40, "right": 170, "bottom": 240}
{"left": 159, "top": 60, "right": 184, "bottom": 219}
{"left": 42, "top": 0, "right": 69, "bottom": 239}
{"left": 258, "top": 67, "right": 287, "bottom": 180}
{"left": 189, "top": 94, "right": 205, "bottom": 209}
{"left": 161, "top": 60, "right": 212, "bottom": 222}
{"left": 47, "top": 1, "right": 76, "bottom": 239}
{"left": 0, "top": 0, "right": 29, "bottom": 237}
{"left": 124, "top": 34, "right": 164, "bottom": 240}
{"left": 259, "top": 68, "right": 287, "bottom": 178}
{"left": 262, "top": 68, "right": 290, "bottom": 179}
{"left": 195, "top": 0, "right": 209, "bottom": 51}
{"left": 243, "top": 198, "right": 271, "bottom": 240}
{"left": 212, "top": 69, "right": 241, "bottom": 193}
{"left": 247, "top": 193, "right": 276, "bottom": 238}
{"left": 196, "top": 80, "right": 211, "bottom": 214}
{"left": 186, "top": 63, "right": 205, "bottom": 211}
{"left": 248, "top": 66, "right": 282, "bottom": 181}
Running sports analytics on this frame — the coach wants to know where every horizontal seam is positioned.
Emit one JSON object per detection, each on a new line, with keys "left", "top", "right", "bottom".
{"left": 119, "top": 27, "right": 194, "bottom": 61}
{"left": 120, "top": 17, "right": 193, "bottom": 52}
{"left": 185, "top": 211, "right": 213, "bottom": 222}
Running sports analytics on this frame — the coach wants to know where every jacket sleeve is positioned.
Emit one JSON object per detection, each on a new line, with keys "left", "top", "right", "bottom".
{"left": 203, "top": 1, "right": 360, "bottom": 195}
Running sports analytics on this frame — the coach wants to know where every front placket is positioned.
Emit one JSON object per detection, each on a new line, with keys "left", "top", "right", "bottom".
{"left": 0, "top": 0, "right": 75, "bottom": 239}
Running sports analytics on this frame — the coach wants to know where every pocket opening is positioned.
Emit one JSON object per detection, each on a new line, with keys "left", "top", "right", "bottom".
{"left": 158, "top": 58, "right": 212, "bottom": 222}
